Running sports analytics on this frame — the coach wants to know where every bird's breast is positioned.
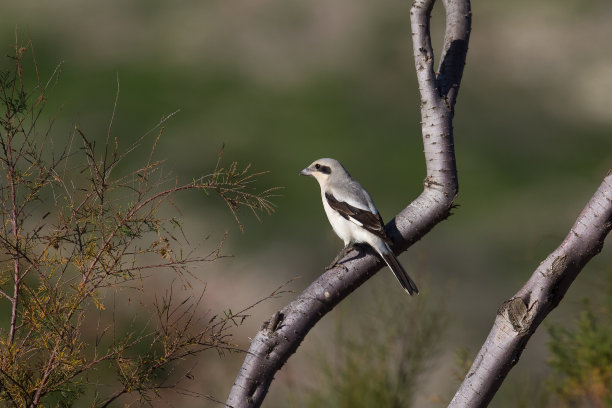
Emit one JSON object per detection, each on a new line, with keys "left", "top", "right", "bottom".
{"left": 321, "top": 194, "right": 354, "bottom": 246}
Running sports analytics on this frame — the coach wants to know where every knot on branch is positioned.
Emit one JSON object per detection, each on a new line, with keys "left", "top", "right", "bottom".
{"left": 499, "top": 297, "right": 536, "bottom": 333}
{"left": 549, "top": 255, "right": 568, "bottom": 276}
{"left": 261, "top": 311, "right": 284, "bottom": 334}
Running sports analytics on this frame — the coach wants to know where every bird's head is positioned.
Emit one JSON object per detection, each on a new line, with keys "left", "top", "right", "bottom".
{"left": 299, "top": 158, "right": 347, "bottom": 184}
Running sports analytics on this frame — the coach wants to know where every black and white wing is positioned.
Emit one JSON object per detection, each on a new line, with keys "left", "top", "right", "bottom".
{"left": 324, "top": 191, "right": 392, "bottom": 245}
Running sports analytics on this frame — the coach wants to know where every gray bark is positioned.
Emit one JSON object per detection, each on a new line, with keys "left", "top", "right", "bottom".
{"left": 225, "top": 0, "right": 471, "bottom": 407}
{"left": 223, "top": 0, "right": 612, "bottom": 406}
{"left": 449, "top": 171, "right": 612, "bottom": 408}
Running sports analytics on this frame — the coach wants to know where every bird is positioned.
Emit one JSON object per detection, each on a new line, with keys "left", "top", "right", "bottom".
{"left": 300, "top": 158, "right": 418, "bottom": 295}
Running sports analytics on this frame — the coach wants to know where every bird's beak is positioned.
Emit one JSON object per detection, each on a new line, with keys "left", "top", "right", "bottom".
{"left": 299, "top": 167, "right": 312, "bottom": 176}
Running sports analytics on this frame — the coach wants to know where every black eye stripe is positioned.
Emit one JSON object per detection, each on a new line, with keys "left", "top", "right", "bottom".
{"left": 319, "top": 165, "right": 331, "bottom": 174}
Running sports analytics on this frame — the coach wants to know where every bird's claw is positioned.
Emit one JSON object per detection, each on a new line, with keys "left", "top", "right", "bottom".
{"left": 325, "top": 262, "right": 349, "bottom": 272}
{"left": 325, "top": 246, "right": 355, "bottom": 271}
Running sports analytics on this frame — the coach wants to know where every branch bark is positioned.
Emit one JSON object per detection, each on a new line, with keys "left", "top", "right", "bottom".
{"left": 449, "top": 171, "right": 612, "bottom": 408}
{"left": 225, "top": 1, "right": 471, "bottom": 407}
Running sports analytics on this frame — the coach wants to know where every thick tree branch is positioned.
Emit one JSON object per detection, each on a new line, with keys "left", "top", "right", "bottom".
{"left": 449, "top": 171, "right": 612, "bottom": 408}
{"left": 225, "top": 1, "right": 471, "bottom": 407}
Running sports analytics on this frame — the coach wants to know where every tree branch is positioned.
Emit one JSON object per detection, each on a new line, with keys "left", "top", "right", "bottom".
{"left": 449, "top": 171, "right": 612, "bottom": 408}
{"left": 225, "top": 1, "right": 471, "bottom": 407}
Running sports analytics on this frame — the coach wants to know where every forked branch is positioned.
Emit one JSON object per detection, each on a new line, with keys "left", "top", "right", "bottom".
{"left": 225, "top": 1, "right": 471, "bottom": 407}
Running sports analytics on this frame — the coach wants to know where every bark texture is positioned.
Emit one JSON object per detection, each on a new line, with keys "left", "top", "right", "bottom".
{"left": 449, "top": 171, "right": 612, "bottom": 408}
{"left": 225, "top": 1, "right": 471, "bottom": 407}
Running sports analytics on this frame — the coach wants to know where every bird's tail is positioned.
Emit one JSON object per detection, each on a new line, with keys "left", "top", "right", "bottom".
{"left": 376, "top": 242, "right": 419, "bottom": 295}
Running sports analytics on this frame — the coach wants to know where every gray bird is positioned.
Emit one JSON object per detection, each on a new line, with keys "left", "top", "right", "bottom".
{"left": 300, "top": 158, "right": 418, "bottom": 295}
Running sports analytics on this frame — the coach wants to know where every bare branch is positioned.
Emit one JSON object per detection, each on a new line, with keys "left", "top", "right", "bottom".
{"left": 411, "top": 0, "right": 471, "bottom": 111}
{"left": 438, "top": 0, "right": 471, "bottom": 106}
{"left": 225, "top": 1, "right": 471, "bottom": 407}
{"left": 449, "top": 171, "right": 612, "bottom": 407}
{"left": 410, "top": 0, "right": 437, "bottom": 107}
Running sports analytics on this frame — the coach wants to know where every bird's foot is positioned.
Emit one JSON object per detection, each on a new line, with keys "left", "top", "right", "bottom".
{"left": 325, "top": 246, "right": 355, "bottom": 271}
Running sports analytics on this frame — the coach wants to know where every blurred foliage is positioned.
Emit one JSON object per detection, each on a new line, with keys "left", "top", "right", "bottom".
{"left": 302, "top": 288, "right": 447, "bottom": 408}
{"left": 1, "top": 1, "right": 611, "bottom": 406}
{"left": 545, "top": 279, "right": 612, "bottom": 408}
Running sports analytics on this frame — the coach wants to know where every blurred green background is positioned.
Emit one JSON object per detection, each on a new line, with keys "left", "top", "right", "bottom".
{"left": 2, "top": 0, "right": 611, "bottom": 406}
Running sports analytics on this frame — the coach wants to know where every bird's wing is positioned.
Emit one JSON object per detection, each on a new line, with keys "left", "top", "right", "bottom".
{"left": 325, "top": 191, "right": 391, "bottom": 244}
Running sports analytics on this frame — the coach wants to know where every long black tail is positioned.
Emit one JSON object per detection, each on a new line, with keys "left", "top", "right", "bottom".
{"left": 379, "top": 248, "right": 419, "bottom": 295}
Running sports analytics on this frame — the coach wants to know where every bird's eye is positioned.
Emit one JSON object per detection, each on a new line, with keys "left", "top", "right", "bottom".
{"left": 315, "top": 163, "right": 321, "bottom": 169}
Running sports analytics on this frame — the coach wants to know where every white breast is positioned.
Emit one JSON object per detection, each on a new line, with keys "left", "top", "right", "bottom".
{"left": 322, "top": 198, "right": 352, "bottom": 246}
{"left": 320, "top": 190, "right": 379, "bottom": 248}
